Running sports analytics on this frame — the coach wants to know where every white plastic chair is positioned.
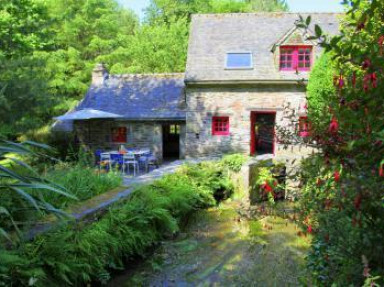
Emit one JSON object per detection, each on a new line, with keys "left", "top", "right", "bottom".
{"left": 122, "top": 153, "right": 139, "bottom": 176}
{"left": 99, "top": 153, "right": 112, "bottom": 171}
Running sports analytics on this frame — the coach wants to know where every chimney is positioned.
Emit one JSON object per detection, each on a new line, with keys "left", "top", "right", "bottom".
{"left": 92, "top": 63, "right": 108, "bottom": 86}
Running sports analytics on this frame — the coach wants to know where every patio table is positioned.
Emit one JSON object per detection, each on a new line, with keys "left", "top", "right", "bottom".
{"left": 106, "top": 149, "right": 151, "bottom": 165}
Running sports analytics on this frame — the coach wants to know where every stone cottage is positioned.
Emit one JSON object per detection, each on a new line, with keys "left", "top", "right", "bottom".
{"left": 55, "top": 13, "right": 340, "bottom": 161}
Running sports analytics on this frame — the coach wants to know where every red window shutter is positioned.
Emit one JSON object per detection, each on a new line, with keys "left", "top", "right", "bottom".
{"left": 212, "top": 116, "right": 230, "bottom": 136}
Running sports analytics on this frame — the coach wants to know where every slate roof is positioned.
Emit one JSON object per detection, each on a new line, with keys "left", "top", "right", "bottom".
{"left": 185, "top": 13, "right": 342, "bottom": 84}
{"left": 76, "top": 73, "right": 186, "bottom": 120}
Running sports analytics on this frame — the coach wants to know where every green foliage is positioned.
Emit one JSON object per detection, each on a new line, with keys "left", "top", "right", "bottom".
{"left": 306, "top": 53, "right": 336, "bottom": 133}
{"left": 42, "top": 162, "right": 122, "bottom": 208}
{"left": 296, "top": 2, "right": 384, "bottom": 285}
{"left": 220, "top": 154, "right": 248, "bottom": 173}
{"left": 249, "top": 160, "right": 286, "bottom": 204}
{"left": 0, "top": 161, "right": 234, "bottom": 286}
{"left": 0, "top": 141, "right": 73, "bottom": 241}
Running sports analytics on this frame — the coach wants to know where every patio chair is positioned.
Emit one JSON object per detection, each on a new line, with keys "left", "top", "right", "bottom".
{"left": 142, "top": 153, "right": 158, "bottom": 172}
{"left": 99, "top": 153, "right": 113, "bottom": 171}
{"left": 122, "top": 153, "right": 139, "bottom": 176}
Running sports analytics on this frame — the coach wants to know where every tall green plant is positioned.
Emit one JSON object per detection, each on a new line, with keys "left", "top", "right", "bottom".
{"left": 0, "top": 140, "right": 74, "bottom": 242}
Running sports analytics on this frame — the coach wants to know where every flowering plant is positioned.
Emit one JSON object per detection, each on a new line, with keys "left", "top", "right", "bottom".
{"left": 295, "top": 0, "right": 384, "bottom": 285}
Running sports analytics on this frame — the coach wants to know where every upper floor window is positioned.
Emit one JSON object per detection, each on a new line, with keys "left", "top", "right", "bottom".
{"left": 111, "top": 127, "right": 127, "bottom": 143}
{"left": 226, "top": 53, "right": 253, "bottom": 69}
{"left": 280, "top": 46, "right": 312, "bottom": 71}
{"left": 212, "top": 116, "right": 230, "bottom": 136}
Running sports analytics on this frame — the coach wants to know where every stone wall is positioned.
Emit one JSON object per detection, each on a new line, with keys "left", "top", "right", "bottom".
{"left": 75, "top": 120, "right": 186, "bottom": 161}
{"left": 185, "top": 85, "right": 311, "bottom": 158}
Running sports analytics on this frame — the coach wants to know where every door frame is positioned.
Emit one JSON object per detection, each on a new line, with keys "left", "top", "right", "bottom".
{"left": 250, "top": 111, "right": 276, "bottom": 156}
{"left": 162, "top": 123, "right": 181, "bottom": 159}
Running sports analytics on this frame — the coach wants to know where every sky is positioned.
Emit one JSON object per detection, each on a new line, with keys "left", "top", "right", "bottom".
{"left": 117, "top": 0, "right": 345, "bottom": 19}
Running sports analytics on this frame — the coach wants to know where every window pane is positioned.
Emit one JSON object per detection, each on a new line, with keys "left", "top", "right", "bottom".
{"left": 226, "top": 53, "right": 252, "bottom": 68}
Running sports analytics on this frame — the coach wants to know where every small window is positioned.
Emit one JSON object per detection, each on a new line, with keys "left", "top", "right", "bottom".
{"left": 280, "top": 46, "right": 312, "bottom": 71}
{"left": 169, "top": 124, "right": 180, "bottom": 135}
{"left": 226, "top": 53, "right": 253, "bottom": 69}
{"left": 298, "top": 117, "right": 310, "bottom": 137}
{"left": 111, "top": 127, "right": 127, "bottom": 143}
{"left": 212, "top": 116, "right": 230, "bottom": 136}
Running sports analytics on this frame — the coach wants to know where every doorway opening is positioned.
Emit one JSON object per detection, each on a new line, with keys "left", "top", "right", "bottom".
{"left": 250, "top": 111, "right": 276, "bottom": 155}
{"left": 162, "top": 124, "right": 180, "bottom": 159}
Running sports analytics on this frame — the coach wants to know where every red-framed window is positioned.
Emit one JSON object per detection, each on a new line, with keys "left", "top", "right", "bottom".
{"left": 280, "top": 46, "right": 312, "bottom": 71}
{"left": 298, "top": 116, "right": 310, "bottom": 137}
{"left": 212, "top": 116, "right": 230, "bottom": 136}
{"left": 111, "top": 127, "right": 127, "bottom": 143}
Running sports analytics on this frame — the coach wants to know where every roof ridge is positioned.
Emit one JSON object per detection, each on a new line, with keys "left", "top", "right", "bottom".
{"left": 111, "top": 73, "right": 185, "bottom": 79}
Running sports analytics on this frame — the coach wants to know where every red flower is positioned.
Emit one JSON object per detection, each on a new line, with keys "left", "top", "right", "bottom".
{"left": 334, "top": 170, "right": 340, "bottom": 182}
{"left": 371, "top": 72, "right": 377, "bottom": 88}
{"left": 307, "top": 225, "right": 313, "bottom": 234}
{"left": 263, "top": 181, "right": 273, "bottom": 193}
{"left": 379, "top": 163, "right": 384, "bottom": 177}
{"left": 329, "top": 117, "right": 339, "bottom": 134}
{"left": 354, "top": 194, "right": 362, "bottom": 210}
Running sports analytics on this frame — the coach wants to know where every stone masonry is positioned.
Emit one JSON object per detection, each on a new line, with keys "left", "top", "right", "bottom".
{"left": 185, "top": 84, "right": 313, "bottom": 159}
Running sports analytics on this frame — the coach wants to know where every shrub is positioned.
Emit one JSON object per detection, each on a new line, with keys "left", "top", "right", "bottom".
{"left": 181, "top": 161, "right": 235, "bottom": 202}
{"left": 0, "top": 161, "right": 234, "bottom": 286}
{"left": 249, "top": 160, "right": 285, "bottom": 204}
{"left": 220, "top": 153, "right": 248, "bottom": 173}
{"left": 296, "top": 4, "right": 384, "bottom": 285}
{"left": 306, "top": 53, "right": 336, "bottom": 133}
